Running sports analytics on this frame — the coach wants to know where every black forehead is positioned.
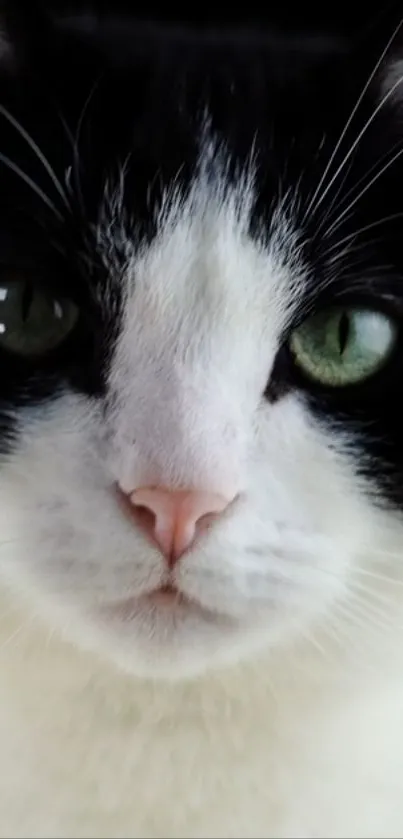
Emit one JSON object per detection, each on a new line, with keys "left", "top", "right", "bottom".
{"left": 0, "top": 12, "right": 369, "bottom": 193}
{"left": 8, "top": 16, "right": 351, "bottom": 147}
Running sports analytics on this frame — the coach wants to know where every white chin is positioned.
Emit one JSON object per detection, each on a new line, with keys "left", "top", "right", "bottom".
{"left": 72, "top": 587, "right": 250, "bottom": 680}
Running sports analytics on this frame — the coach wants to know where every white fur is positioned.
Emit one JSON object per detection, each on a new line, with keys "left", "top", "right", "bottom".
{"left": 1, "top": 163, "right": 403, "bottom": 835}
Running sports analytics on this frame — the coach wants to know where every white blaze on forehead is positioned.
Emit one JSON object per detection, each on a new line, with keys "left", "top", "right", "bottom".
{"left": 106, "top": 158, "right": 307, "bottom": 493}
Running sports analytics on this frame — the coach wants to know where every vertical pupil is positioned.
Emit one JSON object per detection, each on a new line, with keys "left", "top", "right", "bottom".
{"left": 21, "top": 283, "right": 33, "bottom": 323}
{"left": 338, "top": 311, "right": 350, "bottom": 355}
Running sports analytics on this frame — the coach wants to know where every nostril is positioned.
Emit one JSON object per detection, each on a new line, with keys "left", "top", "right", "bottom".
{"left": 130, "top": 502, "right": 176, "bottom": 558}
{"left": 130, "top": 504, "right": 157, "bottom": 538}
{"left": 195, "top": 511, "right": 221, "bottom": 538}
{"left": 116, "top": 487, "right": 155, "bottom": 536}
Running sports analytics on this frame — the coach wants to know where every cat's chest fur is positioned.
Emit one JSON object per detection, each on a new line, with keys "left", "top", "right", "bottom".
{"left": 1, "top": 597, "right": 403, "bottom": 838}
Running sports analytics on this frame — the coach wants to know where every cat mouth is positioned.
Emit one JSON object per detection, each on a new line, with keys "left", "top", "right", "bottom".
{"left": 142, "top": 584, "right": 188, "bottom": 607}
{"left": 101, "top": 584, "right": 223, "bottom": 623}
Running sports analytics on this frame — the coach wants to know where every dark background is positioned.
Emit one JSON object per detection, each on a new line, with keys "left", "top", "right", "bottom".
{"left": 6, "top": 1, "right": 403, "bottom": 39}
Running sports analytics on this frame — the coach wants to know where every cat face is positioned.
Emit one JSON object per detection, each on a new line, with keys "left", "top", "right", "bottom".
{"left": 0, "top": 5, "right": 402, "bottom": 678}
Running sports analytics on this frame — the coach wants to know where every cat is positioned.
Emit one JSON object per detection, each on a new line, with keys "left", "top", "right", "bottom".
{"left": 1, "top": 2, "right": 403, "bottom": 836}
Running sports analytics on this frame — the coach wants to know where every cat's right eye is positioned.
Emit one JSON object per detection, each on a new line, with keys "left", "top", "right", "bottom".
{"left": 0, "top": 276, "right": 78, "bottom": 358}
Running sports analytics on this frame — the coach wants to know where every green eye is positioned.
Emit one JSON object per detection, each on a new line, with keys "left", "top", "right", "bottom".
{"left": 0, "top": 276, "right": 78, "bottom": 357}
{"left": 289, "top": 306, "right": 398, "bottom": 387}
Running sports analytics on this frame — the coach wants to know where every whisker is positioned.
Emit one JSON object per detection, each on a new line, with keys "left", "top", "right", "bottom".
{"left": 0, "top": 618, "right": 34, "bottom": 652}
{"left": 352, "top": 566, "right": 403, "bottom": 585}
{"left": 348, "top": 577, "right": 397, "bottom": 607}
{"left": 319, "top": 141, "right": 403, "bottom": 236}
{"left": 0, "top": 103, "right": 70, "bottom": 211}
{"left": 314, "top": 158, "right": 355, "bottom": 237}
{"left": 313, "top": 74, "right": 403, "bottom": 233}
{"left": 346, "top": 587, "right": 397, "bottom": 622}
{"left": 321, "top": 214, "right": 403, "bottom": 257}
{"left": 299, "top": 557, "right": 403, "bottom": 590}
{"left": 301, "top": 627, "right": 336, "bottom": 664}
{"left": 324, "top": 214, "right": 403, "bottom": 256}
{"left": 322, "top": 145, "right": 403, "bottom": 239}
{"left": 71, "top": 75, "right": 103, "bottom": 217}
{"left": 332, "top": 598, "right": 394, "bottom": 635}
{"left": 321, "top": 262, "right": 394, "bottom": 289}
{"left": 323, "top": 613, "right": 389, "bottom": 674}
{"left": 57, "top": 111, "right": 76, "bottom": 153}
{"left": 322, "top": 616, "right": 355, "bottom": 650}
{"left": 0, "top": 152, "right": 62, "bottom": 218}
{"left": 304, "top": 17, "right": 403, "bottom": 222}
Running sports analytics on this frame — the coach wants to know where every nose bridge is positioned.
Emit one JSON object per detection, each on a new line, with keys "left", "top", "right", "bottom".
{"left": 130, "top": 360, "right": 244, "bottom": 493}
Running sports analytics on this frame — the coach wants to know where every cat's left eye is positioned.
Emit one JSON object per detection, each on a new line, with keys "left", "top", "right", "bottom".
{"left": 0, "top": 276, "right": 79, "bottom": 358}
{"left": 289, "top": 306, "right": 398, "bottom": 387}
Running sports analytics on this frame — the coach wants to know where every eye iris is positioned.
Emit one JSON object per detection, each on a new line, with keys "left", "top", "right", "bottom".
{"left": 289, "top": 306, "right": 397, "bottom": 387}
{"left": 0, "top": 278, "right": 78, "bottom": 357}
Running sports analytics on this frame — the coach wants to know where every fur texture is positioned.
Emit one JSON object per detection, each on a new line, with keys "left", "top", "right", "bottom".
{"left": 1, "top": 4, "right": 403, "bottom": 836}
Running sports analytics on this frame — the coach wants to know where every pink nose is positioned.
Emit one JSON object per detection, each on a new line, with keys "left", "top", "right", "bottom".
{"left": 121, "top": 487, "right": 233, "bottom": 567}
